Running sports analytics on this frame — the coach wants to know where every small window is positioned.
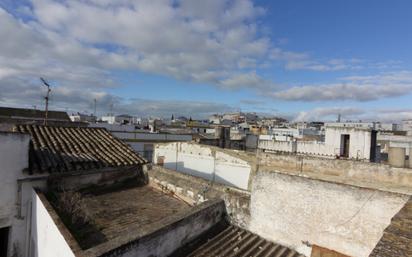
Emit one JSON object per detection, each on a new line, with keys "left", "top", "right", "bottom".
{"left": 0, "top": 227, "right": 10, "bottom": 257}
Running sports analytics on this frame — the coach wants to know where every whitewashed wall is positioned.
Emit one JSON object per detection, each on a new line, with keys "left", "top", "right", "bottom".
{"left": 325, "top": 127, "right": 372, "bottom": 159}
{"left": 296, "top": 141, "right": 337, "bottom": 156}
{"left": 258, "top": 140, "right": 295, "bottom": 152}
{"left": 30, "top": 189, "right": 75, "bottom": 257}
{"left": 154, "top": 142, "right": 251, "bottom": 190}
{"left": 250, "top": 171, "right": 409, "bottom": 257}
{"left": 0, "top": 132, "right": 31, "bottom": 257}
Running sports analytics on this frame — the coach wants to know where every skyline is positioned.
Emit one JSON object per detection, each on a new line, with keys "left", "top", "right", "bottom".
{"left": 0, "top": 0, "right": 412, "bottom": 121}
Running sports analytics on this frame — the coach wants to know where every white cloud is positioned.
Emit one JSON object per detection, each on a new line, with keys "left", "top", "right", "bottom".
{"left": 272, "top": 71, "right": 412, "bottom": 101}
{"left": 269, "top": 48, "right": 364, "bottom": 71}
{"left": 293, "top": 107, "right": 364, "bottom": 122}
{"left": 292, "top": 106, "right": 412, "bottom": 123}
{"left": 219, "top": 72, "right": 276, "bottom": 90}
{"left": 0, "top": 0, "right": 410, "bottom": 115}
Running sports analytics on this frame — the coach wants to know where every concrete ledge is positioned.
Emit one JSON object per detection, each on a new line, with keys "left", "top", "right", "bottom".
{"left": 47, "top": 166, "right": 146, "bottom": 191}
{"left": 258, "top": 152, "right": 412, "bottom": 195}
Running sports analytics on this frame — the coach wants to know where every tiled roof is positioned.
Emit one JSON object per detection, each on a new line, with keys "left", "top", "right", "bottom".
{"left": 369, "top": 196, "right": 412, "bottom": 257}
{"left": 0, "top": 106, "right": 70, "bottom": 121}
{"left": 185, "top": 225, "right": 304, "bottom": 257}
{"left": 15, "top": 124, "right": 147, "bottom": 174}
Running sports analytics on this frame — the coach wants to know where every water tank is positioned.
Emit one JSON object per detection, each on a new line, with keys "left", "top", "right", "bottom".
{"left": 388, "top": 147, "right": 406, "bottom": 168}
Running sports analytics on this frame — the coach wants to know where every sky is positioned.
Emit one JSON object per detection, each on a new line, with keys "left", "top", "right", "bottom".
{"left": 0, "top": 0, "right": 412, "bottom": 121}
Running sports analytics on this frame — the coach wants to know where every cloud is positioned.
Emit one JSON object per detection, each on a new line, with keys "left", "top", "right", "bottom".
{"left": 26, "top": 0, "right": 270, "bottom": 88}
{"left": 269, "top": 48, "right": 364, "bottom": 71}
{"left": 292, "top": 106, "right": 412, "bottom": 123}
{"left": 368, "top": 108, "right": 412, "bottom": 122}
{"left": 293, "top": 107, "right": 364, "bottom": 122}
{"left": 239, "top": 99, "right": 265, "bottom": 105}
{"left": 219, "top": 72, "right": 276, "bottom": 90}
{"left": 0, "top": 0, "right": 410, "bottom": 115}
{"left": 272, "top": 71, "right": 412, "bottom": 101}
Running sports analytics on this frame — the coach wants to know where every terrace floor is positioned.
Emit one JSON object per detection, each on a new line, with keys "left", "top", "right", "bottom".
{"left": 50, "top": 183, "right": 192, "bottom": 251}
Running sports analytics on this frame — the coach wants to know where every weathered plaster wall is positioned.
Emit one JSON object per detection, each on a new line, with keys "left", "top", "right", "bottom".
{"left": 153, "top": 142, "right": 252, "bottom": 190}
{"left": 0, "top": 133, "right": 30, "bottom": 225}
{"left": 0, "top": 132, "right": 35, "bottom": 257}
{"left": 249, "top": 171, "right": 409, "bottom": 257}
{"left": 30, "top": 189, "right": 75, "bottom": 257}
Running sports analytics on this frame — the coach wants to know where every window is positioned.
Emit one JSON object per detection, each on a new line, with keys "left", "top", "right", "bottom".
{"left": 0, "top": 227, "right": 10, "bottom": 257}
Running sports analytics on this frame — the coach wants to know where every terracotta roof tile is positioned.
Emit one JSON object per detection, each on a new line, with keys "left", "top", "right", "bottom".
{"left": 15, "top": 124, "right": 147, "bottom": 174}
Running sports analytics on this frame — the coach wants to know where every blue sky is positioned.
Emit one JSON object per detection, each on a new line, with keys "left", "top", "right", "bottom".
{"left": 0, "top": 0, "right": 412, "bottom": 121}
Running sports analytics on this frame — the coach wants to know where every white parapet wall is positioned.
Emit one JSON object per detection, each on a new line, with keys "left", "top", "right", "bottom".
{"left": 259, "top": 126, "right": 373, "bottom": 160}
{"left": 258, "top": 140, "right": 296, "bottom": 153}
{"left": 258, "top": 140, "right": 337, "bottom": 157}
{"left": 30, "top": 189, "right": 75, "bottom": 257}
{"left": 249, "top": 171, "right": 409, "bottom": 257}
{"left": 296, "top": 141, "right": 337, "bottom": 156}
{"left": 153, "top": 142, "right": 252, "bottom": 190}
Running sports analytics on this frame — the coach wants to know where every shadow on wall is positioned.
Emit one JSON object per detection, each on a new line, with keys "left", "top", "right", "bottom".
{"left": 162, "top": 162, "right": 241, "bottom": 189}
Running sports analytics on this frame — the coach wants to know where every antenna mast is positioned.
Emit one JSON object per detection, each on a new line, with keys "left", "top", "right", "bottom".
{"left": 93, "top": 98, "right": 97, "bottom": 117}
{"left": 40, "top": 77, "right": 51, "bottom": 126}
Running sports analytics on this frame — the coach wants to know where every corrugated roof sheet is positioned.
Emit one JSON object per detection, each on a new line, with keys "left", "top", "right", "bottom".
{"left": 185, "top": 225, "right": 304, "bottom": 257}
{"left": 15, "top": 124, "right": 147, "bottom": 174}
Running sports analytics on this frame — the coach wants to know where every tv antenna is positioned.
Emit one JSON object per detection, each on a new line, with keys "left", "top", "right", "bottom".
{"left": 93, "top": 98, "right": 97, "bottom": 117}
{"left": 40, "top": 77, "right": 52, "bottom": 126}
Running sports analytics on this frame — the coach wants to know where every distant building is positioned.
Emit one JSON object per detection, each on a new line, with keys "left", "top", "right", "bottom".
{"left": 402, "top": 119, "right": 412, "bottom": 135}
{"left": 259, "top": 125, "right": 379, "bottom": 161}
{"left": 208, "top": 114, "right": 222, "bottom": 124}
{"left": 69, "top": 112, "right": 96, "bottom": 123}
{"left": 91, "top": 123, "right": 193, "bottom": 162}
{"left": 325, "top": 121, "right": 399, "bottom": 131}
{"left": 101, "top": 114, "right": 139, "bottom": 125}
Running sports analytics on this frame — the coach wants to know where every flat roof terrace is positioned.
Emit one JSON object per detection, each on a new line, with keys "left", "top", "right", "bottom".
{"left": 44, "top": 183, "right": 192, "bottom": 253}
{"left": 81, "top": 185, "right": 191, "bottom": 246}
